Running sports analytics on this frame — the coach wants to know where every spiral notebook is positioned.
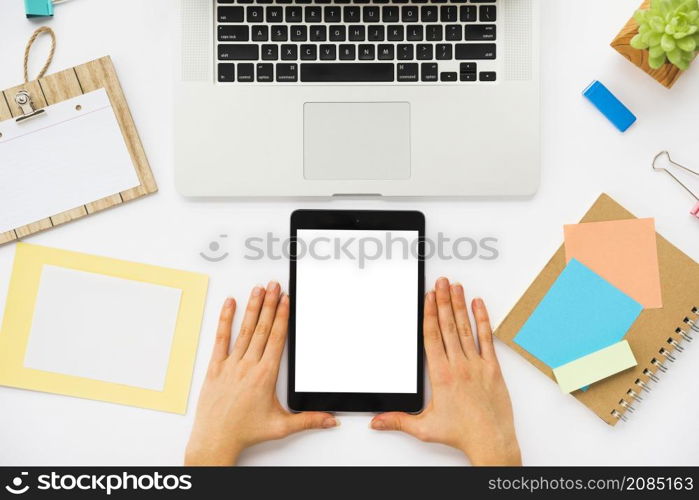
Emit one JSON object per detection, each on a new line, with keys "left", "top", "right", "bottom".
{"left": 494, "top": 194, "right": 699, "bottom": 426}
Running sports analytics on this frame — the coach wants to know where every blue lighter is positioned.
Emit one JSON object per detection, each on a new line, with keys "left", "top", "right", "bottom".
{"left": 25, "top": 0, "right": 54, "bottom": 18}
{"left": 583, "top": 80, "right": 637, "bottom": 133}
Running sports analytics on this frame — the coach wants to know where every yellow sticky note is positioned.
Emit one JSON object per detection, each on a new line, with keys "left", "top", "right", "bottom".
{"left": 553, "top": 340, "right": 637, "bottom": 393}
{"left": 0, "top": 243, "right": 208, "bottom": 414}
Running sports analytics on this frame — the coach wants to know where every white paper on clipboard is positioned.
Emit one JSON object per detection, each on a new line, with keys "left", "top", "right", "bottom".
{"left": 0, "top": 88, "right": 140, "bottom": 234}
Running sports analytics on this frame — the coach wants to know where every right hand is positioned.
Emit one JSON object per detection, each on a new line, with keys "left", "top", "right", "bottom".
{"left": 371, "top": 277, "right": 521, "bottom": 466}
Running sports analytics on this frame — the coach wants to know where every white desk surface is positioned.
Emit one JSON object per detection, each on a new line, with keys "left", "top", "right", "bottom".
{"left": 1, "top": 0, "right": 697, "bottom": 466}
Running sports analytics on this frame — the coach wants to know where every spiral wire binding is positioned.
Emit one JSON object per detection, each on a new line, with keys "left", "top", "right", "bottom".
{"left": 611, "top": 306, "right": 697, "bottom": 423}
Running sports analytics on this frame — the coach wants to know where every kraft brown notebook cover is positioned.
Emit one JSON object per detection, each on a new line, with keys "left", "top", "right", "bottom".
{"left": 494, "top": 193, "right": 699, "bottom": 426}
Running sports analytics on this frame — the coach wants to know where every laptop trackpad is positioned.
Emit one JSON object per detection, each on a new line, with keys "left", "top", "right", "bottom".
{"left": 303, "top": 102, "right": 411, "bottom": 180}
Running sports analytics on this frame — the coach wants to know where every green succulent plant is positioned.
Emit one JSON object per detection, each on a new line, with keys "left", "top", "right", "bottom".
{"left": 631, "top": 0, "right": 699, "bottom": 70}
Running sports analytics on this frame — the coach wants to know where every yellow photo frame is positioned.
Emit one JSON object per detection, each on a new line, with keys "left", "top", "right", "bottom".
{"left": 0, "top": 243, "right": 208, "bottom": 414}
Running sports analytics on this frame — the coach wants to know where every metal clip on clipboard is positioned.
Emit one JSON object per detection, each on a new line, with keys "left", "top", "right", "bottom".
{"left": 652, "top": 151, "right": 699, "bottom": 218}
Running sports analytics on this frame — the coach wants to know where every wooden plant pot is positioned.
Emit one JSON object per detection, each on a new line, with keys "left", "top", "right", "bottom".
{"left": 611, "top": 0, "right": 695, "bottom": 88}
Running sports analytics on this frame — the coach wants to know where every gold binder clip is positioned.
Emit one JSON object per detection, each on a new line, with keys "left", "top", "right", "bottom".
{"left": 14, "top": 90, "right": 45, "bottom": 123}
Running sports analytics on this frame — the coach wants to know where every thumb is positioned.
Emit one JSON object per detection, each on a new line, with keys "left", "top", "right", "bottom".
{"left": 285, "top": 412, "right": 340, "bottom": 434}
{"left": 371, "top": 412, "right": 422, "bottom": 438}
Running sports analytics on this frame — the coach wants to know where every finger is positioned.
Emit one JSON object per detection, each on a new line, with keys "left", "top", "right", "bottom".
{"left": 285, "top": 412, "right": 339, "bottom": 435}
{"left": 244, "top": 281, "right": 281, "bottom": 361}
{"left": 472, "top": 298, "right": 496, "bottom": 361}
{"left": 450, "top": 283, "right": 478, "bottom": 358}
{"left": 370, "top": 413, "right": 423, "bottom": 439}
{"left": 261, "top": 293, "right": 290, "bottom": 372}
{"left": 423, "top": 291, "right": 447, "bottom": 370}
{"left": 210, "top": 298, "right": 236, "bottom": 365}
{"left": 434, "top": 277, "right": 464, "bottom": 359}
{"left": 230, "top": 285, "right": 266, "bottom": 359}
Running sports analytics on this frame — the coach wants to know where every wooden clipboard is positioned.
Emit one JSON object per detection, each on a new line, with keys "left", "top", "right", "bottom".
{"left": 0, "top": 56, "right": 157, "bottom": 245}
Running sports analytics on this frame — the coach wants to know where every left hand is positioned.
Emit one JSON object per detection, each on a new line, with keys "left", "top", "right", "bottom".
{"left": 185, "top": 282, "right": 339, "bottom": 466}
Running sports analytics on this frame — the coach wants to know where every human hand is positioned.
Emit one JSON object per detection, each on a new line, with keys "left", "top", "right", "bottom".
{"left": 371, "top": 277, "right": 521, "bottom": 466}
{"left": 185, "top": 282, "right": 339, "bottom": 466}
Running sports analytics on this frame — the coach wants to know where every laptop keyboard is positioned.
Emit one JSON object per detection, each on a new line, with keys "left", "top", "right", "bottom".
{"left": 215, "top": 0, "right": 499, "bottom": 84}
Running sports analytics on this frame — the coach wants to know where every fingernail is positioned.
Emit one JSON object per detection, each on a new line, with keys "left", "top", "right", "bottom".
{"left": 451, "top": 283, "right": 463, "bottom": 293}
{"left": 322, "top": 417, "right": 339, "bottom": 428}
{"left": 437, "top": 277, "right": 449, "bottom": 289}
{"left": 474, "top": 297, "right": 484, "bottom": 308}
{"left": 280, "top": 294, "right": 289, "bottom": 305}
{"left": 224, "top": 297, "right": 235, "bottom": 308}
{"left": 371, "top": 420, "right": 386, "bottom": 430}
{"left": 267, "top": 281, "right": 279, "bottom": 292}
{"left": 252, "top": 286, "right": 263, "bottom": 297}
{"left": 426, "top": 291, "right": 436, "bottom": 302}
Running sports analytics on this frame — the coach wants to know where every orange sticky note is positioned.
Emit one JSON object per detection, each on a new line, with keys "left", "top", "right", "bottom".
{"left": 563, "top": 218, "right": 662, "bottom": 309}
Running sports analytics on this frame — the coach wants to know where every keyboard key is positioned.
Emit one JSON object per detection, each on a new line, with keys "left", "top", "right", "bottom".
{"left": 330, "top": 25, "right": 346, "bottom": 41}
{"left": 301, "top": 44, "right": 317, "bottom": 60}
{"left": 261, "top": 44, "right": 278, "bottom": 60}
{"left": 319, "top": 44, "right": 336, "bottom": 60}
{"left": 300, "top": 63, "right": 394, "bottom": 82}
{"left": 251, "top": 25, "right": 268, "bottom": 41}
{"left": 218, "top": 44, "right": 259, "bottom": 60}
{"left": 402, "top": 6, "right": 418, "bottom": 22}
{"left": 382, "top": 6, "right": 399, "bottom": 21}
{"left": 416, "top": 44, "right": 433, "bottom": 60}
{"left": 364, "top": 6, "right": 380, "bottom": 22}
{"left": 281, "top": 44, "right": 298, "bottom": 60}
{"left": 436, "top": 43, "right": 452, "bottom": 59}
{"left": 460, "top": 72, "right": 477, "bottom": 81}
{"left": 339, "top": 44, "right": 356, "bottom": 60}
{"left": 310, "top": 26, "right": 327, "bottom": 41}
{"left": 276, "top": 63, "right": 298, "bottom": 82}
{"left": 421, "top": 62, "right": 438, "bottom": 81}
{"left": 218, "top": 25, "right": 249, "bottom": 42}
{"left": 246, "top": 6, "right": 263, "bottom": 22}
{"left": 286, "top": 6, "right": 302, "bottom": 22}
{"left": 267, "top": 6, "right": 283, "bottom": 22}
{"left": 460, "top": 62, "right": 477, "bottom": 73}
{"left": 368, "top": 25, "right": 385, "bottom": 41}
{"left": 378, "top": 44, "right": 394, "bottom": 60}
{"left": 349, "top": 25, "right": 366, "bottom": 41}
{"left": 257, "top": 0, "right": 273, "bottom": 3}
{"left": 464, "top": 25, "right": 496, "bottom": 41}
{"left": 397, "top": 63, "right": 418, "bottom": 82}
{"left": 426, "top": 25, "right": 442, "bottom": 41}
{"left": 271, "top": 25, "right": 288, "bottom": 41}
{"left": 256, "top": 63, "right": 273, "bottom": 81}
{"left": 421, "top": 6, "right": 437, "bottom": 21}
{"left": 218, "top": 6, "right": 244, "bottom": 22}
{"left": 290, "top": 25, "right": 307, "bottom": 41}
{"left": 440, "top": 71, "right": 457, "bottom": 82}
{"left": 358, "top": 44, "right": 375, "bottom": 60}
{"left": 445, "top": 24, "right": 461, "bottom": 41}
{"left": 455, "top": 43, "right": 496, "bottom": 59}
{"left": 459, "top": 5, "right": 476, "bottom": 21}
{"left": 440, "top": 5, "right": 456, "bottom": 21}
{"left": 480, "top": 4, "right": 496, "bottom": 22}
{"left": 324, "top": 6, "right": 341, "bottom": 22}
{"left": 238, "top": 63, "right": 254, "bottom": 82}
{"left": 479, "top": 71, "right": 496, "bottom": 81}
{"left": 218, "top": 63, "right": 235, "bottom": 82}
{"left": 397, "top": 44, "right": 413, "bottom": 60}
{"left": 387, "top": 25, "right": 404, "bottom": 41}
{"left": 305, "top": 6, "right": 322, "bottom": 22}
{"left": 344, "top": 6, "right": 361, "bottom": 22}
{"left": 407, "top": 25, "right": 423, "bottom": 41}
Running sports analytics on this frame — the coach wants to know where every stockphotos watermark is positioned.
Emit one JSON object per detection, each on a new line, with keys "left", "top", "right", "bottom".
{"left": 3, "top": 471, "right": 192, "bottom": 496}
{"left": 240, "top": 232, "right": 499, "bottom": 269}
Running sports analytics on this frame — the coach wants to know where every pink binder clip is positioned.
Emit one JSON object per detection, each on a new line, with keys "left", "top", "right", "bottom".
{"left": 652, "top": 151, "right": 699, "bottom": 220}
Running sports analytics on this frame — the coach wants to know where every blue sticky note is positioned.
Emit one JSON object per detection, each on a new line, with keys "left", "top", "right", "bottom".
{"left": 25, "top": 0, "right": 54, "bottom": 18}
{"left": 583, "top": 80, "right": 637, "bottom": 133}
{"left": 514, "top": 259, "right": 642, "bottom": 369}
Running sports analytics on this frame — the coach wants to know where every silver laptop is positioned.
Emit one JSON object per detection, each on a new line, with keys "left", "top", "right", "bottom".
{"left": 175, "top": 0, "right": 540, "bottom": 197}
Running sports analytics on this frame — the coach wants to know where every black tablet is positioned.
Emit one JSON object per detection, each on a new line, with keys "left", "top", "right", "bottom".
{"left": 288, "top": 210, "right": 425, "bottom": 413}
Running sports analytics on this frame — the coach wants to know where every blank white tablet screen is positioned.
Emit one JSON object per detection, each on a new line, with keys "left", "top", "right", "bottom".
{"left": 295, "top": 229, "right": 418, "bottom": 393}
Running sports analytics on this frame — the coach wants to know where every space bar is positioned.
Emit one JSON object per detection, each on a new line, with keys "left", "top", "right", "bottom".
{"left": 301, "top": 63, "right": 394, "bottom": 82}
